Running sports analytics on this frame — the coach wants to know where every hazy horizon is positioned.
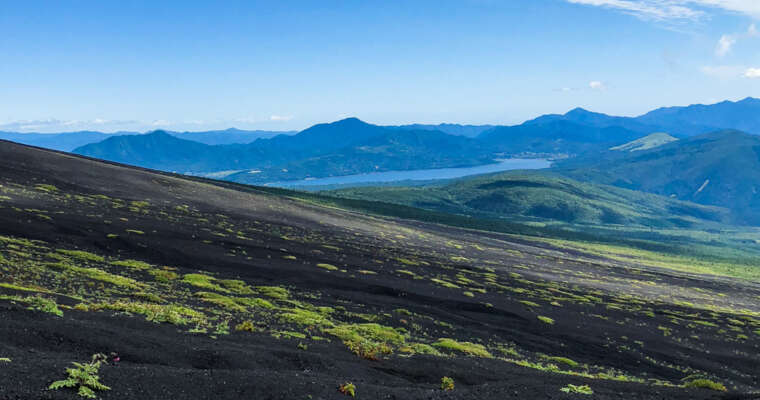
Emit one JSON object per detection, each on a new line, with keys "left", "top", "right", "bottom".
{"left": 1, "top": 96, "right": 756, "bottom": 135}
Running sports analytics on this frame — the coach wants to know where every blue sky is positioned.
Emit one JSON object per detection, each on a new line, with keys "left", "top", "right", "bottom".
{"left": 1, "top": 0, "right": 760, "bottom": 132}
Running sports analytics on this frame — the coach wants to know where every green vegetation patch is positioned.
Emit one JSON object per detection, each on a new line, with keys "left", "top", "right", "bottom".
{"left": 545, "top": 356, "right": 578, "bottom": 368}
{"left": 560, "top": 384, "right": 593, "bottom": 395}
{"left": 56, "top": 249, "right": 105, "bottom": 263}
{"left": 111, "top": 259, "right": 152, "bottom": 271}
{"left": 46, "top": 262, "right": 142, "bottom": 289}
{"left": 399, "top": 343, "right": 442, "bottom": 356}
{"left": 219, "top": 279, "right": 254, "bottom": 294}
{"left": 255, "top": 286, "right": 289, "bottom": 300}
{"left": 195, "top": 292, "right": 248, "bottom": 312}
{"left": 0, "top": 294, "right": 63, "bottom": 317}
{"left": 432, "top": 338, "right": 492, "bottom": 358}
{"left": 182, "top": 273, "right": 228, "bottom": 292}
{"left": 279, "top": 308, "right": 335, "bottom": 328}
{"left": 91, "top": 301, "right": 204, "bottom": 325}
{"left": 683, "top": 379, "right": 727, "bottom": 392}
{"left": 326, "top": 323, "right": 408, "bottom": 360}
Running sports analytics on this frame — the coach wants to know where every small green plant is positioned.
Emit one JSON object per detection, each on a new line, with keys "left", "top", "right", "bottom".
{"left": 35, "top": 184, "right": 58, "bottom": 193}
{"left": 545, "top": 356, "right": 578, "bottom": 368}
{"left": 339, "top": 382, "right": 356, "bottom": 397}
{"left": 0, "top": 357, "right": 11, "bottom": 363}
{"left": 560, "top": 384, "right": 593, "bottom": 395}
{"left": 214, "top": 319, "right": 230, "bottom": 335}
{"left": 538, "top": 315, "right": 555, "bottom": 325}
{"left": 683, "top": 379, "right": 727, "bottom": 391}
{"left": 317, "top": 263, "right": 338, "bottom": 271}
{"left": 26, "top": 295, "right": 64, "bottom": 317}
{"left": 441, "top": 376, "right": 455, "bottom": 391}
{"left": 49, "top": 354, "right": 110, "bottom": 398}
{"left": 235, "top": 320, "right": 255, "bottom": 332}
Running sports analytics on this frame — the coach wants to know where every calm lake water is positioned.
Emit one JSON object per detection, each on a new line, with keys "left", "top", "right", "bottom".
{"left": 267, "top": 158, "right": 551, "bottom": 189}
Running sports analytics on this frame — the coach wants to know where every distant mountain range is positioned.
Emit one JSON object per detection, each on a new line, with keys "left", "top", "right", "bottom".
{"left": 74, "top": 119, "right": 492, "bottom": 182}
{"left": 0, "top": 128, "right": 294, "bottom": 151}
{"left": 477, "top": 120, "right": 642, "bottom": 156}
{"left": 525, "top": 97, "right": 760, "bottom": 136}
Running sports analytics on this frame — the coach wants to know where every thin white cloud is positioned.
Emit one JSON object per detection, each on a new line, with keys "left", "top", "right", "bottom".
{"left": 743, "top": 67, "right": 760, "bottom": 78}
{"left": 749, "top": 23, "right": 758, "bottom": 35}
{"left": 567, "top": 0, "right": 760, "bottom": 20}
{"left": 567, "top": 0, "right": 702, "bottom": 21}
{"left": 589, "top": 80, "right": 606, "bottom": 90}
{"left": 715, "top": 24, "right": 758, "bottom": 57}
{"left": 700, "top": 64, "right": 760, "bottom": 79}
{"left": 700, "top": 64, "right": 745, "bottom": 78}
{"left": 716, "top": 34, "right": 736, "bottom": 56}
{"left": 269, "top": 115, "right": 293, "bottom": 122}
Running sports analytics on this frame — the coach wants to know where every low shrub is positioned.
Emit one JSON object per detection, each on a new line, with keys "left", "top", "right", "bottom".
{"left": 684, "top": 379, "right": 727, "bottom": 392}
{"left": 339, "top": 382, "right": 356, "bottom": 397}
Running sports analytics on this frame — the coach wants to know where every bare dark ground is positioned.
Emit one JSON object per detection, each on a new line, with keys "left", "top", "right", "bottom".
{"left": 0, "top": 140, "right": 757, "bottom": 399}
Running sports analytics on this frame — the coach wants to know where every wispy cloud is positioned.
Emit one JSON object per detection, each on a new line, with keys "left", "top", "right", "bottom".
{"left": 700, "top": 64, "right": 760, "bottom": 79}
{"left": 715, "top": 24, "right": 757, "bottom": 57}
{"left": 743, "top": 67, "right": 760, "bottom": 78}
{"left": 269, "top": 115, "right": 293, "bottom": 122}
{"left": 700, "top": 64, "right": 745, "bottom": 78}
{"left": 716, "top": 34, "right": 737, "bottom": 56}
{"left": 589, "top": 80, "right": 607, "bottom": 90}
{"left": 567, "top": 1, "right": 760, "bottom": 21}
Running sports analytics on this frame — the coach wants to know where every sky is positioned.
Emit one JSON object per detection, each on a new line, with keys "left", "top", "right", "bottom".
{"left": 1, "top": 0, "right": 760, "bottom": 133}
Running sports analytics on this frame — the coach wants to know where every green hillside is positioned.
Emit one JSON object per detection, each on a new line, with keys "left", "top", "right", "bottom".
{"left": 557, "top": 130, "right": 760, "bottom": 223}
{"left": 329, "top": 171, "right": 730, "bottom": 228}
{"left": 610, "top": 133, "right": 677, "bottom": 152}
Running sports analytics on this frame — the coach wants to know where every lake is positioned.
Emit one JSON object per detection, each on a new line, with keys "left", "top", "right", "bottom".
{"left": 266, "top": 158, "right": 551, "bottom": 189}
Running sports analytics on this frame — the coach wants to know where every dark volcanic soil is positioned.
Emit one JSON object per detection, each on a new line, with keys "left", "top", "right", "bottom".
{"left": 0, "top": 140, "right": 758, "bottom": 400}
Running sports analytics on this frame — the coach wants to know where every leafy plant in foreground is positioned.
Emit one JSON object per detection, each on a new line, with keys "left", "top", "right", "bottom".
{"left": 441, "top": 376, "right": 455, "bottom": 391}
{"left": 49, "top": 353, "right": 110, "bottom": 398}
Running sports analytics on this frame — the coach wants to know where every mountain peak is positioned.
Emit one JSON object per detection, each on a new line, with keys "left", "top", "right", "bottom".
{"left": 332, "top": 117, "right": 369, "bottom": 126}
{"left": 565, "top": 107, "right": 593, "bottom": 115}
{"left": 737, "top": 97, "right": 760, "bottom": 105}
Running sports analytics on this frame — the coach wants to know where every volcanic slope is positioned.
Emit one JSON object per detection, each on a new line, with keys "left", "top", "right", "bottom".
{"left": 0, "top": 141, "right": 758, "bottom": 399}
